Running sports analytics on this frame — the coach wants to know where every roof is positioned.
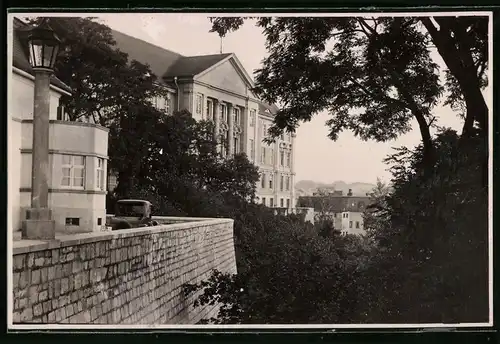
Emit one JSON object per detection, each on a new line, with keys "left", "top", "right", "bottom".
{"left": 164, "top": 53, "right": 232, "bottom": 78}
{"left": 297, "top": 195, "right": 372, "bottom": 213}
{"left": 111, "top": 29, "right": 230, "bottom": 81}
{"left": 12, "top": 18, "right": 72, "bottom": 93}
{"left": 259, "top": 102, "right": 280, "bottom": 116}
{"left": 111, "top": 29, "right": 282, "bottom": 115}
{"left": 111, "top": 29, "right": 182, "bottom": 83}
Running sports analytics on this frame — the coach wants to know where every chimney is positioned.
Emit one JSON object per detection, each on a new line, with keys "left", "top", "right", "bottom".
{"left": 347, "top": 188, "right": 353, "bottom": 196}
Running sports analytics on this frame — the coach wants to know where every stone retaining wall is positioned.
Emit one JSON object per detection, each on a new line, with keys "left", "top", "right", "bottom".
{"left": 11, "top": 218, "right": 237, "bottom": 325}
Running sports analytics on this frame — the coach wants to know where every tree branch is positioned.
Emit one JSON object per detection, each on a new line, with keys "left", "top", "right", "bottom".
{"left": 347, "top": 76, "right": 406, "bottom": 108}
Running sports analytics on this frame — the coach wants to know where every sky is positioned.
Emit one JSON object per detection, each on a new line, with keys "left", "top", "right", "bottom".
{"left": 85, "top": 13, "right": 484, "bottom": 184}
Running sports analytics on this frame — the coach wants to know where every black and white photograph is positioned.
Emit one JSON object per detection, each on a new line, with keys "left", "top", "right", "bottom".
{"left": 7, "top": 10, "right": 492, "bottom": 328}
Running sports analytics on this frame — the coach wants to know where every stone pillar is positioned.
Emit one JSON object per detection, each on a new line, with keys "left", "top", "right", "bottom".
{"left": 22, "top": 70, "right": 56, "bottom": 240}
{"left": 227, "top": 103, "right": 234, "bottom": 157}
{"left": 213, "top": 99, "right": 220, "bottom": 154}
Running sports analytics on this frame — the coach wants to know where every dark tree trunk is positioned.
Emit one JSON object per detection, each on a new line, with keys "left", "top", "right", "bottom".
{"left": 420, "top": 17, "right": 488, "bottom": 139}
{"left": 413, "top": 110, "right": 435, "bottom": 172}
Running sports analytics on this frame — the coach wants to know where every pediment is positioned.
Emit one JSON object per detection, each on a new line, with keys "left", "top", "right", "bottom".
{"left": 195, "top": 57, "right": 257, "bottom": 98}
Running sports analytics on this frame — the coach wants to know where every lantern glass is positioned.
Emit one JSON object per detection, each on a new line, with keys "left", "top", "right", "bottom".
{"left": 27, "top": 22, "right": 61, "bottom": 71}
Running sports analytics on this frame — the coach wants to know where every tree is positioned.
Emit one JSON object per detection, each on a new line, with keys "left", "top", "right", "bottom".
{"left": 184, "top": 205, "right": 367, "bottom": 324}
{"left": 420, "top": 16, "right": 488, "bottom": 138}
{"left": 27, "top": 17, "right": 171, "bottom": 198}
{"left": 207, "top": 16, "right": 489, "bottom": 324}
{"left": 355, "top": 129, "right": 489, "bottom": 323}
{"left": 362, "top": 178, "right": 392, "bottom": 241}
{"left": 209, "top": 16, "right": 489, "bottom": 169}
{"left": 26, "top": 17, "right": 168, "bottom": 126}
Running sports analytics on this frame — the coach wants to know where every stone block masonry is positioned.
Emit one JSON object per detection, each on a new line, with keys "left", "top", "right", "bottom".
{"left": 11, "top": 218, "right": 237, "bottom": 325}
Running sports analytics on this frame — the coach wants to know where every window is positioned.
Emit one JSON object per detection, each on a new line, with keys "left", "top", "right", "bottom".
{"left": 232, "top": 107, "right": 240, "bottom": 125}
{"left": 269, "top": 148, "right": 274, "bottom": 165}
{"left": 262, "top": 197, "right": 266, "bottom": 206}
{"left": 61, "top": 155, "right": 85, "bottom": 188}
{"left": 57, "top": 98, "right": 65, "bottom": 120}
{"left": 286, "top": 176, "right": 290, "bottom": 191}
{"left": 65, "top": 217, "right": 80, "bottom": 226}
{"left": 349, "top": 221, "right": 353, "bottom": 228}
{"left": 263, "top": 124, "right": 267, "bottom": 137}
{"left": 196, "top": 93, "right": 203, "bottom": 115}
{"left": 249, "top": 139, "right": 255, "bottom": 160}
{"left": 261, "top": 147, "right": 266, "bottom": 164}
{"left": 220, "top": 103, "right": 227, "bottom": 122}
{"left": 206, "top": 99, "right": 214, "bottom": 121}
{"left": 280, "top": 198, "right": 284, "bottom": 207}
{"left": 356, "top": 221, "right": 360, "bottom": 229}
{"left": 269, "top": 174, "right": 273, "bottom": 189}
{"left": 286, "top": 152, "right": 291, "bottom": 167}
{"left": 96, "top": 158, "right": 105, "bottom": 190}
{"left": 270, "top": 198, "right": 274, "bottom": 207}
{"left": 250, "top": 109, "right": 256, "bottom": 127}
{"left": 234, "top": 137, "right": 239, "bottom": 155}
{"left": 280, "top": 150, "right": 284, "bottom": 166}
{"left": 261, "top": 173, "right": 266, "bottom": 189}
{"left": 280, "top": 175, "right": 284, "bottom": 191}
{"left": 97, "top": 218, "right": 102, "bottom": 226}
{"left": 286, "top": 199, "right": 290, "bottom": 208}
{"left": 165, "top": 95, "right": 172, "bottom": 115}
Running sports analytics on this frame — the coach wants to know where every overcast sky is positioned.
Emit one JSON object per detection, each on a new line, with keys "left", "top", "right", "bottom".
{"left": 66, "top": 13, "right": 488, "bottom": 184}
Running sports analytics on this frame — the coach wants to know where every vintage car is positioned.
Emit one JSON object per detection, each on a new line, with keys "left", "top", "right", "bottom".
{"left": 108, "top": 199, "right": 160, "bottom": 230}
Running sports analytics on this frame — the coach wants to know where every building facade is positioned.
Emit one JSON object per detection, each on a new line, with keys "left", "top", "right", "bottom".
{"left": 110, "top": 30, "right": 296, "bottom": 208}
{"left": 9, "top": 18, "right": 109, "bottom": 234}
{"left": 255, "top": 104, "right": 296, "bottom": 208}
{"left": 297, "top": 191, "right": 371, "bottom": 236}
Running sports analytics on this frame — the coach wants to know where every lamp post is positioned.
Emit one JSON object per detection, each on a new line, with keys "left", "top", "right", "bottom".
{"left": 21, "top": 18, "right": 61, "bottom": 240}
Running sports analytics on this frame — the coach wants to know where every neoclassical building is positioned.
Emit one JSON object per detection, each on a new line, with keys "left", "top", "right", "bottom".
{"left": 111, "top": 30, "right": 296, "bottom": 208}
{"left": 9, "top": 18, "right": 109, "bottom": 234}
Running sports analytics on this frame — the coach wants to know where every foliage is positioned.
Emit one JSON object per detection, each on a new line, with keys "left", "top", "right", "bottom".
{"left": 357, "top": 129, "right": 489, "bottom": 323}
{"left": 420, "top": 16, "right": 489, "bottom": 137}
{"left": 113, "top": 109, "right": 260, "bottom": 217}
{"left": 185, "top": 208, "right": 369, "bottom": 324}
{"left": 362, "top": 178, "right": 392, "bottom": 241}
{"left": 209, "top": 16, "right": 489, "bottom": 167}
{"left": 26, "top": 17, "right": 167, "bottom": 126}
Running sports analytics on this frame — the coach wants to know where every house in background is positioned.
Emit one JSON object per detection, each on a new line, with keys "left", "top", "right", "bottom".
{"left": 107, "top": 30, "right": 296, "bottom": 208}
{"left": 9, "top": 18, "right": 109, "bottom": 234}
{"left": 297, "top": 189, "right": 371, "bottom": 235}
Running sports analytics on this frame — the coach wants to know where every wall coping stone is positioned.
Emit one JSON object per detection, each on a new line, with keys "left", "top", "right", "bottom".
{"left": 106, "top": 214, "right": 223, "bottom": 222}
{"left": 12, "top": 217, "right": 234, "bottom": 255}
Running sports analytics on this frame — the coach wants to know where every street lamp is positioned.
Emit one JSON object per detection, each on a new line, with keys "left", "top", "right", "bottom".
{"left": 22, "top": 18, "right": 61, "bottom": 240}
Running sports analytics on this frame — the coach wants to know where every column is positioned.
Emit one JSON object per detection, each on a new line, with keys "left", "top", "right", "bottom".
{"left": 241, "top": 102, "right": 249, "bottom": 154}
{"left": 22, "top": 70, "right": 56, "bottom": 240}
{"left": 227, "top": 103, "right": 234, "bottom": 157}
{"left": 290, "top": 133, "right": 296, "bottom": 208}
{"left": 213, "top": 99, "right": 220, "bottom": 154}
